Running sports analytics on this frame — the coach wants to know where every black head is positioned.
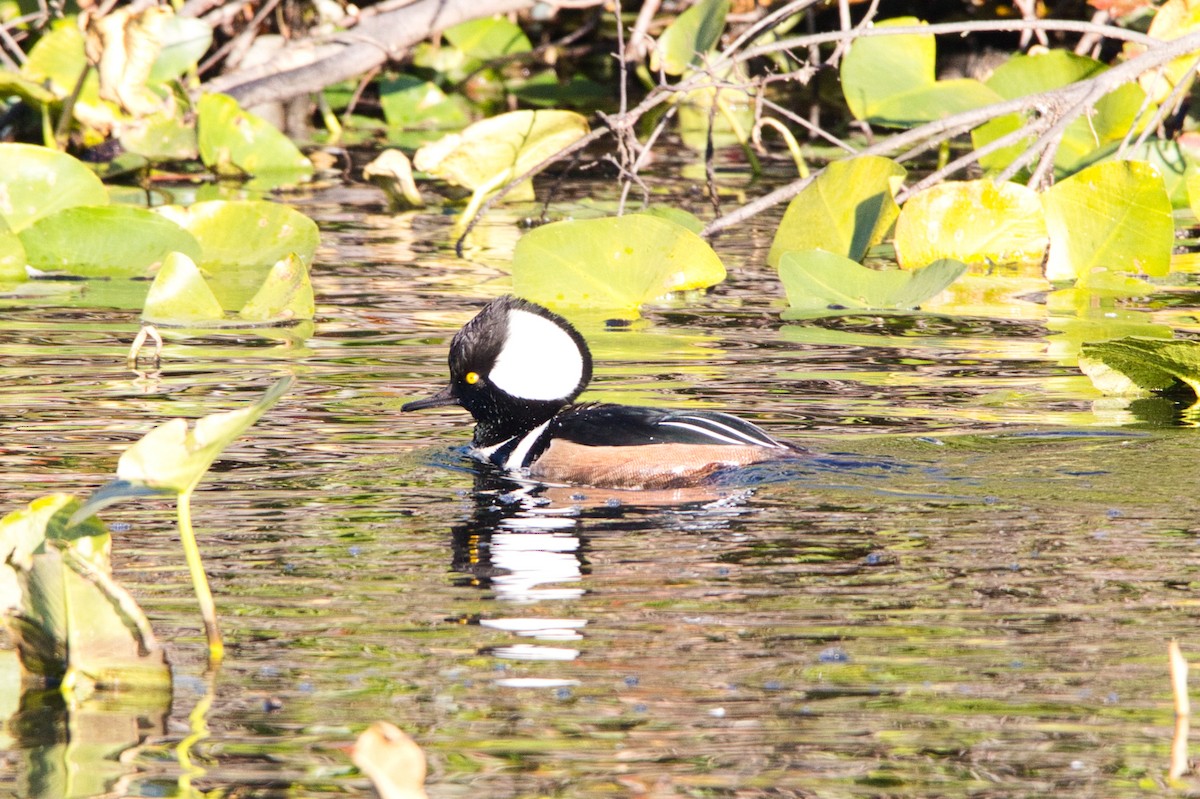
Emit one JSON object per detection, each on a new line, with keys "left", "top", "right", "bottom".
{"left": 402, "top": 296, "right": 593, "bottom": 445}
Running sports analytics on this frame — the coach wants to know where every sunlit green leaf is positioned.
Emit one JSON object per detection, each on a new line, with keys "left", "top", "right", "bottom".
{"left": 0, "top": 144, "right": 109, "bottom": 233}
{"left": 119, "top": 109, "right": 198, "bottom": 161}
{"left": 0, "top": 231, "right": 26, "bottom": 282}
{"left": 19, "top": 205, "right": 201, "bottom": 278}
{"left": 894, "top": 180, "right": 1047, "bottom": 268}
{"left": 239, "top": 254, "right": 315, "bottom": 322}
{"left": 0, "top": 494, "right": 169, "bottom": 691}
{"left": 149, "top": 14, "right": 212, "bottom": 83}
{"left": 154, "top": 200, "right": 320, "bottom": 308}
{"left": 142, "top": 251, "right": 225, "bottom": 324}
{"left": 511, "top": 214, "right": 725, "bottom": 316}
{"left": 1079, "top": 336, "right": 1200, "bottom": 399}
{"left": 443, "top": 16, "right": 531, "bottom": 60}
{"left": 379, "top": 75, "right": 470, "bottom": 130}
{"left": 652, "top": 0, "right": 730, "bottom": 75}
{"left": 768, "top": 155, "right": 906, "bottom": 267}
{"left": 779, "top": 250, "right": 966, "bottom": 312}
{"left": 1042, "top": 160, "right": 1172, "bottom": 281}
{"left": 22, "top": 19, "right": 88, "bottom": 95}
{"left": 840, "top": 17, "right": 1001, "bottom": 127}
{"left": 197, "top": 93, "right": 314, "bottom": 178}
{"left": 973, "top": 50, "right": 1150, "bottom": 177}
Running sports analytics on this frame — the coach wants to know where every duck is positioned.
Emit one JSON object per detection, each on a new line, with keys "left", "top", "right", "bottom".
{"left": 402, "top": 295, "right": 803, "bottom": 489}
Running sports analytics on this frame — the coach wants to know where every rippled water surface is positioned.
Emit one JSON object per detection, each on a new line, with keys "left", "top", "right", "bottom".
{"left": 2, "top": 166, "right": 1200, "bottom": 797}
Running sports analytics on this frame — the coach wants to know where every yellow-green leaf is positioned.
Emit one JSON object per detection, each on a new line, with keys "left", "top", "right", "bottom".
{"left": 894, "top": 180, "right": 1047, "bottom": 268}
{"left": 1042, "top": 160, "right": 1172, "bottom": 282}
{"left": 768, "top": 155, "right": 906, "bottom": 267}
{"left": 239, "top": 254, "right": 315, "bottom": 322}
{"left": 511, "top": 214, "right": 725, "bottom": 317}
{"left": 142, "top": 251, "right": 225, "bottom": 324}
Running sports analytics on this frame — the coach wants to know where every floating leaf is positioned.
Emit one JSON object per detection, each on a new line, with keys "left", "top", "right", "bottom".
{"left": 119, "top": 109, "right": 198, "bottom": 161}
{"left": 0, "top": 231, "right": 26, "bottom": 282}
{"left": 1079, "top": 337, "right": 1200, "bottom": 399}
{"left": 19, "top": 205, "right": 201, "bottom": 278}
{"left": 972, "top": 50, "right": 1149, "bottom": 176}
{"left": 22, "top": 19, "right": 88, "bottom": 96}
{"left": 0, "top": 144, "right": 108, "bottom": 233}
{"left": 1, "top": 494, "right": 169, "bottom": 691}
{"left": 651, "top": 0, "right": 730, "bottom": 75}
{"left": 155, "top": 200, "right": 319, "bottom": 308}
{"left": 1042, "top": 160, "right": 1172, "bottom": 282}
{"left": 894, "top": 180, "right": 1047, "bottom": 268}
{"left": 414, "top": 110, "right": 589, "bottom": 220}
{"left": 379, "top": 75, "right": 469, "bottom": 131}
{"left": 779, "top": 250, "right": 967, "bottom": 312}
{"left": 149, "top": 14, "right": 212, "bottom": 83}
{"left": 142, "top": 251, "right": 225, "bottom": 324}
{"left": 511, "top": 214, "right": 725, "bottom": 316}
{"left": 840, "top": 17, "right": 1001, "bottom": 127}
{"left": 443, "top": 16, "right": 531, "bottom": 60}
{"left": 239, "top": 254, "right": 315, "bottom": 323}
{"left": 768, "top": 155, "right": 906, "bottom": 267}
{"left": 197, "top": 93, "right": 313, "bottom": 178}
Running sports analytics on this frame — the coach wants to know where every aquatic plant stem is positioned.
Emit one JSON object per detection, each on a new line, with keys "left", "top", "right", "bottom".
{"left": 177, "top": 490, "right": 224, "bottom": 664}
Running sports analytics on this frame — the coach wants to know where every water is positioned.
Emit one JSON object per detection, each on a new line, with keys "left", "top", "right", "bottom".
{"left": 1, "top": 166, "right": 1198, "bottom": 797}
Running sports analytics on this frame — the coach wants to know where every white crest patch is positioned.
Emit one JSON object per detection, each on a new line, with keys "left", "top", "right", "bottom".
{"left": 489, "top": 308, "right": 584, "bottom": 401}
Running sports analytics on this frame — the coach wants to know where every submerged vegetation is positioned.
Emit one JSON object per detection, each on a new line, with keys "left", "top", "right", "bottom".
{"left": 5, "top": 0, "right": 1200, "bottom": 793}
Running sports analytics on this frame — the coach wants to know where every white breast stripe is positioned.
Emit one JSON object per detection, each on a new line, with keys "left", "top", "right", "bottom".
{"left": 662, "top": 415, "right": 783, "bottom": 448}
{"left": 505, "top": 419, "right": 552, "bottom": 470}
{"left": 473, "top": 437, "right": 514, "bottom": 462}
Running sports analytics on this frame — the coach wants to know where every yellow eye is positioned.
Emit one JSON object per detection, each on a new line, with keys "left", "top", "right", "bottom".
{"left": 465, "top": 371, "right": 480, "bottom": 385}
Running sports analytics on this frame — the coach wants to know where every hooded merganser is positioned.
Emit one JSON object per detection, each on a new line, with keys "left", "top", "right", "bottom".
{"left": 402, "top": 296, "right": 803, "bottom": 489}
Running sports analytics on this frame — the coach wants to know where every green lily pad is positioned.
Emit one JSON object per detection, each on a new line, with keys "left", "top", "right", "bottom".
{"left": 511, "top": 213, "right": 726, "bottom": 316}
{"left": 443, "top": 15, "right": 531, "bottom": 60}
{"left": 894, "top": 180, "right": 1047, "bottom": 268}
{"left": 239, "top": 254, "right": 315, "bottom": 323}
{"left": 197, "top": 93, "right": 314, "bottom": 178}
{"left": 1079, "top": 336, "right": 1200, "bottom": 399}
{"left": 379, "top": 75, "right": 470, "bottom": 130}
{"left": 1041, "top": 160, "right": 1172, "bottom": 282}
{"left": 1, "top": 494, "right": 169, "bottom": 691}
{"left": 142, "top": 251, "right": 225, "bottom": 324}
{"left": 413, "top": 110, "right": 589, "bottom": 220}
{"left": 149, "top": 14, "right": 213, "bottom": 83}
{"left": 779, "top": 250, "right": 967, "bottom": 312}
{"left": 0, "top": 144, "right": 109, "bottom": 233}
{"left": 972, "top": 50, "right": 1149, "bottom": 177}
{"left": 840, "top": 17, "right": 1001, "bottom": 127}
{"left": 0, "top": 231, "right": 26, "bottom": 282}
{"left": 119, "top": 109, "right": 199, "bottom": 161}
{"left": 651, "top": 0, "right": 730, "bottom": 76}
{"left": 21, "top": 19, "right": 88, "bottom": 95}
{"left": 1124, "top": 138, "right": 1200, "bottom": 209}
{"left": 154, "top": 200, "right": 319, "bottom": 308}
{"left": 768, "top": 155, "right": 906, "bottom": 267}
{"left": 19, "top": 205, "right": 201, "bottom": 278}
